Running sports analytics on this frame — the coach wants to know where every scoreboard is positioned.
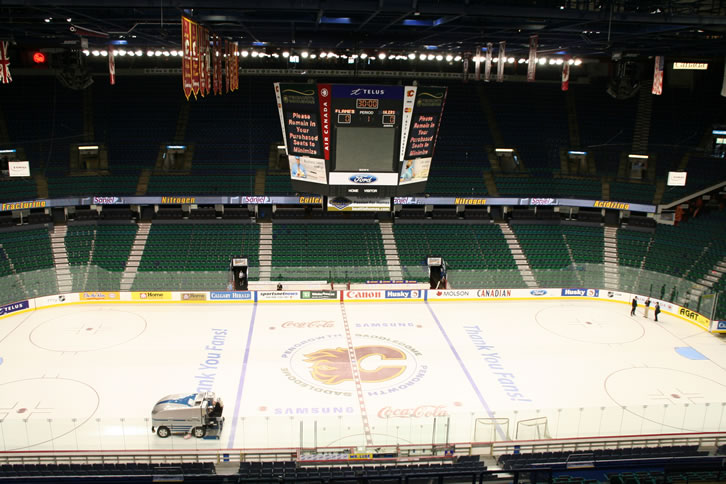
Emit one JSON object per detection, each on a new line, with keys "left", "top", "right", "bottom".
{"left": 274, "top": 83, "right": 447, "bottom": 197}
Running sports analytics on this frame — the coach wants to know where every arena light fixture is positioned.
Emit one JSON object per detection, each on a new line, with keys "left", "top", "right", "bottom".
{"left": 301, "top": 51, "right": 309, "bottom": 58}
{"left": 250, "top": 51, "right": 257, "bottom": 57}
{"left": 78, "top": 145, "right": 99, "bottom": 151}
{"left": 419, "top": 53, "right": 426, "bottom": 60}
{"left": 435, "top": 54, "right": 443, "bottom": 61}
{"left": 100, "top": 50, "right": 107, "bottom": 57}
{"left": 82, "top": 49, "right": 90, "bottom": 56}
{"left": 360, "top": 52, "right": 368, "bottom": 59}
{"left": 555, "top": 58, "right": 563, "bottom": 65}
{"left": 282, "top": 51, "right": 290, "bottom": 58}
{"left": 320, "top": 52, "right": 327, "bottom": 58}
{"left": 427, "top": 54, "right": 434, "bottom": 60}
{"left": 507, "top": 57, "right": 515, "bottom": 63}
{"left": 154, "top": 50, "right": 162, "bottom": 56}
{"left": 573, "top": 59, "right": 582, "bottom": 65}
{"left": 378, "top": 52, "right": 386, "bottom": 59}
{"left": 310, "top": 54, "right": 317, "bottom": 59}
{"left": 454, "top": 55, "right": 461, "bottom": 61}
{"left": 445, "top": 54, "right": 453, "bottom": 61}
{"left": 163, "top": 51, "right": 170, "bottom": 57}
{"left": 538, "top": 57, "right": 547, "bottom": 65}
{"left": 91, "top": 50, "right": 100, "bottom": 56}
{"left": 128, "top": 51, "right": 135, "bottom": 57}
{"left": 135, "top": 50, "right": 142, "bottom": 56}
{"left": 495, "top": 148, "right": 514, "bottom": 153}
{"left": 518, "top": 58, "right": 526, "bottom": 63}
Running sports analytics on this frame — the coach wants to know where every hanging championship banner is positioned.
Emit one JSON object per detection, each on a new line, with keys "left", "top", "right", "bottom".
{"left": 474, "top": 45, "right": 481, "bottom": 81}
{"left": 652, "top": 55, "right": 664, "bottom": 95}
{"left": 462, "top": 54, "right": 469, "bottom": 83}
{"left": 190, "top": 20, "right": 200, "bottom": 98}
{"left": 108, "top": 47, "right": 115, "bottom": 85}
{"left": 561, "top": 56, "right": 570, "bottom": 91}
{"left": 204, "top": 28, "right": 211, "bottom": 96}
{"left": 484, "top": 42, "right": 493, "bottom": 82}
{"left": 232, "top": 42, "right": 239, "bottom": 91}
{"left": 224, "top": 40, "right": 230, "bottom": 93}
{"left": 527, "top": 35, "right": 538, "bottom": 82}
{"left": 181, "top": 16, "right": 193, "bottom": 99}
{"left": 722, "top": 56, "right": 726, "bottom": 97}
{"left": 497, "top": 41, "right": 506, "bottom": 82}
{"left": 198, "top": 24, "right": 206, "bottom": 98}
{"left": 212, "top": 34, "right": 221, "bottom": 95}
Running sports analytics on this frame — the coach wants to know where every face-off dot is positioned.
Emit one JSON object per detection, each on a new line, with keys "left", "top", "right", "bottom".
{"left": 16, "top": 408, "right": 27, "bottom": 414}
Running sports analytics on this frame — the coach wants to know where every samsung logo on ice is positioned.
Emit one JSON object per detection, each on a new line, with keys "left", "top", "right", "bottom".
{"left": 350, "top": 88, "right": 384, "bottom": 96}
{"left": 350, "top": 175, "right": 377, "bottom": 184}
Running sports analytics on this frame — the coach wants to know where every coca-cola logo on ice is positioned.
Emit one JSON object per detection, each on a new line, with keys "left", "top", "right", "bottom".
{"left": 377, "top": 405, "right": 448, "bottom": 419}
{"left": 281, "top": 321, "right": 335, "bottom": 328}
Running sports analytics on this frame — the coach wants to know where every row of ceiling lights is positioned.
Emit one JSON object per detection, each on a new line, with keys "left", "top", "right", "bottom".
{"left": 84, "top": 49, "right": 583, "bottom": 65}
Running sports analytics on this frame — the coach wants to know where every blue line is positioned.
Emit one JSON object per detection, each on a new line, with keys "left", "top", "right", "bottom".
{"left": 227, "top": 301, "right": 258, "bottom": 448}
{"left": 424, "top": 301, "right": 506, "bottom": 441}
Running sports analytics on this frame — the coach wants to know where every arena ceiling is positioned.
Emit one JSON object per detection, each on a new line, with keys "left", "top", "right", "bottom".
{"left": 2, "top": 0, "right": 726, "bottom": 60}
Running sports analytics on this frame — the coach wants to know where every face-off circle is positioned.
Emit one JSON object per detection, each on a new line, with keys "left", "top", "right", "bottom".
{"left": 535, "top": 305, "right": 644, "bottom": 344}
{"left": 285, "top": 334, "right": 425, "bottom": 394}
{"left": 30, "top": 310, "right": 147, "bottom": 352}
{"left": 605, "top": 367, "right": 726, "bottom": 431}
{"left": 0, "top": 377, "right": 99, "bottom": 450}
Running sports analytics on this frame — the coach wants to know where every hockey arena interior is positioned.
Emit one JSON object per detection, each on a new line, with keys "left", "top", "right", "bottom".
{"left": 1, "top": 1, "right": 726, "bottom": 483}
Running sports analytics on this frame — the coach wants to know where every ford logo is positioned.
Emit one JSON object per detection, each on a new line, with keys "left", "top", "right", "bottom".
{"left": 350, "top": 175, "right": 377, "bottom": 184}
{"left": 530, "top": 289, "right": 547, "bottom": 296}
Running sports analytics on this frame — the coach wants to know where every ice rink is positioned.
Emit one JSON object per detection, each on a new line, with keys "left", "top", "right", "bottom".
{"left": 1, "top": 298, "right": 725, "bottom": 452}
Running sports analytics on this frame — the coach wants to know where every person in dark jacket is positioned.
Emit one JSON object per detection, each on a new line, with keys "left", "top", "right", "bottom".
{"left": 654, "top": 302, "right": 661, "bottom": 322}
{"left": 631, "top": 297, "right": 637, "bottom": 316}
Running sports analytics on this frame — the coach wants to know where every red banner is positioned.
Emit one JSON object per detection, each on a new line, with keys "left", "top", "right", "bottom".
{"left": 198, "top": 25, "right": 206, "bottom": 98}
{"left": 318, "top": 84, "right": 331, "bottom": 160}
{"left": 652, "top": 55, "right": 664, "bottom": 95}
{"left": 190, "top": 20, "right": 200, "bottom": 98}
{"left": 561, "top": 57, "right": 570, "bottom": 91}
{"left": 108, "top": 47, "right": 115, "bottom": 85}
{"left": 527, "top": 35, "right": 538, "bottom": 82}
{"left": 204, "top": 28, "right": 211, "bottom": 96}
{"left": 233, "top": 42, "right": 239, "bottom": 91}
{"left": 0, "top": 41, "right": 11, "bottom": 84}
{"left": 181, "top": 16, "right": 193, "bottom": 99}
{"left": 497, "top": 41, "right": 505, "bottom": 82}
{"left": 214, "top": 35, "right": 222, "bottom": 95}
{"left": 224, "top": 40, "right": 230, "bottom": 93}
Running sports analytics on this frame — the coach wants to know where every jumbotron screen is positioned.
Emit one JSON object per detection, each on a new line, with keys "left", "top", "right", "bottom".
{"left": 274, "top": 83, "right": 447, "bottom": 197}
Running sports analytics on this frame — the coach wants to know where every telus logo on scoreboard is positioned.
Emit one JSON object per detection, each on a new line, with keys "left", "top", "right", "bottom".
{"left": 350, "top": 88, "right": 386, "bottom": 96}
{"left": 350, "top": 175, "right": 378, "bottom": 184}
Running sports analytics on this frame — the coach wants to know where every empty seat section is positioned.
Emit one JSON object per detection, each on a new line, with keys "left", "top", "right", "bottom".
{"left": 271, "top": 223, "right": 387, "bottom": 282}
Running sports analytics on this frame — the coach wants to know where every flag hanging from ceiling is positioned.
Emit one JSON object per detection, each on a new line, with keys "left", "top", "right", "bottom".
{"left": 484, "top": 42, "right": 493, "bottom": 82}
{"left": 197, "top": 24, "right": 206, "bottom": 98}
{"left": 527, "top": 35, "right": 538, "bottom": 82}
{"left": 462, "top": 54, "right": 469, "bottom": 83}
{"left": 190, "top": 20, "right": 200, "bottom": 98}
{"left": 181, "top": 16, "right": 193, "bottom": 99}
{"left": 496, "top": 41, "right": 505, "bottom": 82}
{"left": 108, "top": 47, "right": 115, "bottom": 85}
{"left": 474, "top": 45, "right": 481, "bottom": 81}
{"left": 652, "top": 55, "right": 664, "bottom": 95}
{"left": 0, "top": 41, "right": 13, "bottom": 85}
{"left": 561, "top": 56, "right": 570, "bottom": 91}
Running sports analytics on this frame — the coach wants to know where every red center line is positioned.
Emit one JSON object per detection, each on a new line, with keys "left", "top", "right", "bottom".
{"left": 339, "top": 300, "right": 373, "bottom": 446}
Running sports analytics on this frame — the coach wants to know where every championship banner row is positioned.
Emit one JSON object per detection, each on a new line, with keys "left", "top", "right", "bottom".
{"left": 1, "top": 289, "right": 718, "bottom": 332}
{"left": 0, "top": 195, "right": 656, "bottom": 213}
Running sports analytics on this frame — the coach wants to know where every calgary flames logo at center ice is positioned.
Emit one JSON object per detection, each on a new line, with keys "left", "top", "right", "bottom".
{"left": 304, "top": 345, "right": 406, "bottom": 385}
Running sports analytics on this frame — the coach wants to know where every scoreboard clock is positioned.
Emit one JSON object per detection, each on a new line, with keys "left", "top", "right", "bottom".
{"left": 274, "top": 82, "right": 447, "bottom": 198}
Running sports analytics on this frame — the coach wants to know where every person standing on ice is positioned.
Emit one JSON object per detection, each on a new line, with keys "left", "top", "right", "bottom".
{"left": 644, "top": 298, "right": 651, "bottom": 318}
{"left": 631, "top": 297, "right": 637, "bottom": 316}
